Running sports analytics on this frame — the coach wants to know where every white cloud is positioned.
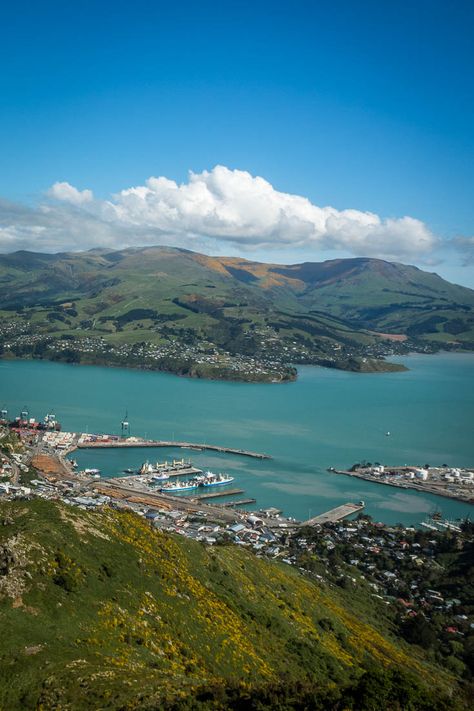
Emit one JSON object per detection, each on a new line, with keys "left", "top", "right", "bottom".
{"left": 0, "top": 166, "right": 439, "bottom": 261}
{"left": 48, "top": 181, "right": 93, "bottom": 205}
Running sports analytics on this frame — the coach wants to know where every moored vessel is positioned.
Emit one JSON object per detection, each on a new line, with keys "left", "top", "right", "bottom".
{"left": 152, "top": 472, "right": 170, "bottom": 482}
{"left": 160, "top": 480, "right": 199, "bottom": 492}
{"left": 196, "top": 471, "right": 235, "bottom": 487}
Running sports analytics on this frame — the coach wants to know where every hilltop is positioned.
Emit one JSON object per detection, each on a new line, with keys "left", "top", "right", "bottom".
{"left": 0, "top": 247, "right": 473, "bottom": 381}
{"left": 0, "top": 498, "right": 468, "bottom": 710}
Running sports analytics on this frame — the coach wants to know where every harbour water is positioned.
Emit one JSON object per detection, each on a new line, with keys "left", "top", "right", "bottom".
{"left": 1, "top": 353, "right": 473, "bottom": 525}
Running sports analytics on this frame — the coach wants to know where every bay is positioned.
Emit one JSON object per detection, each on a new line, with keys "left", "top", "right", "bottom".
{"left": 1, "top": 353, "right": 473, "bottom": 525}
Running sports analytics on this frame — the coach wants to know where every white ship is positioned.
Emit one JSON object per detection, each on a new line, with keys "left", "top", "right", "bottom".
{"left": 196, "top": 471, "right": 235, "bottom": 488}
{"left": 160, "top": 480, "right": 199, "bottom": 492}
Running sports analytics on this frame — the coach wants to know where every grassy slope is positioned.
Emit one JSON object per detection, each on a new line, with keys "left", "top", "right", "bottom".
{"left": 277, "top": 259, "right": 474, "bottom": 342}
{"left": 0, "top": 499, "right": 464, "bottom": 710}
{"left": 0, "top": 247, "right": 473, "bottom": 348}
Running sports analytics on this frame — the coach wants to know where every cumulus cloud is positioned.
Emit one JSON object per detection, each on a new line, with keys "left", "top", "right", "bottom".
{"left": 48, "top": 181, "right": 93, "bottom": 205}
{"left": 0, "top": 165, "right": 439, "bottom": 260}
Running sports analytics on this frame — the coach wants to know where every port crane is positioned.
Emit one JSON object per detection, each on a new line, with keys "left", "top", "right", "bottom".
{"left": 121, "top": 410, "right": 130, "bottom": 437}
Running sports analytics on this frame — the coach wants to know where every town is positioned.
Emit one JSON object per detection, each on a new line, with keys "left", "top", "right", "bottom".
{"left": 1, "top": 411, "right": 473, "bottom": 687}
{"left": 0, "top": 315, "right": 439, "bottom": 383}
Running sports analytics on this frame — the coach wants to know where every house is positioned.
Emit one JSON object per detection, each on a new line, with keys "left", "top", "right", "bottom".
{"left": 228, "top": 523, "right": 245, "bottom": 534}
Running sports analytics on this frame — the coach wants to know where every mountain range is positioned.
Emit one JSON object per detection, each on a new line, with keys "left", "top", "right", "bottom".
{"left": 0, "top": 247, "right": 473, "bottom": 379}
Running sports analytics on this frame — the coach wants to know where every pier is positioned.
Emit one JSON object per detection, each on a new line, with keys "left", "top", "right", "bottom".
{"left": 329, "top": 467, "right": 474, "bottom": 505}
{"left": 75, "top": 435, "right": 271, "bottom": 459}
{"left": 300, "top": 502, "right": 365, "bottom": 527}
{"left": 193, "top": 488, "right": 244, "bottom": 500}
{"left": 115, "top": 466, "right": 202, "bottom": 482}
{"left": 216, "top": 498, "right": 257, "bottom": 508}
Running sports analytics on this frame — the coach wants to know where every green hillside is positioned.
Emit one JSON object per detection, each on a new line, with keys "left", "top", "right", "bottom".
{"left": 0, "top": 247, "right": 473, "bottom": 380}
{"left": 0, "top": 499, "right": 467, "bottom": 710}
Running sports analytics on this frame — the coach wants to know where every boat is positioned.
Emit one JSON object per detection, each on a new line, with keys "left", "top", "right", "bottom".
{"left": 139, "top": 461, "right": 154, "bottom": 475}
{"left": 420, "top": 521, "right": 438, "bottom": 531}
{"left": 152, "top": 472, "right": 170, "bottom": 482}
{"left": 196, "top": 471, "right": 235, "bottom": 488}
{"left": 160, "top": 480, "right": 198, "bottom": 492}
{"left": 385, "top": 431, "right": 391, "bottom": 436}
{"left": 84, "top": 468, "right": 100, "bottom": 475}
{"left": 430, "top": 508, "right": 442, "bottom": 521}
{"left": 123, "top": 468, "right": 135, "bottom": 474}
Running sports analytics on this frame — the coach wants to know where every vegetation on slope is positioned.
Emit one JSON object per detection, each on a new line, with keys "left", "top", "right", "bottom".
{"left": 0, "top": 499, "right": 468, "bottom": 709}
{"left": 0, "top": 247, "right": 473, "bottom": 381}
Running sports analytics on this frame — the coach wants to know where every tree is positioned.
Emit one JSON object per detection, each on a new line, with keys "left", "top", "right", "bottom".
{"left": 400, "top": 615, "right": 437, "bottom": 648}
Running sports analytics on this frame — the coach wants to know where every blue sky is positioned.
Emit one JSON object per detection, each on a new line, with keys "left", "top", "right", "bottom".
{"left": 1, "top": 0, "right": 473, "bottom": 285}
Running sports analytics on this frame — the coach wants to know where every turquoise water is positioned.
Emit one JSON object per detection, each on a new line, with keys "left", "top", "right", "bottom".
{"left": 1, "top": 353, "right": 473, "bottom": 525}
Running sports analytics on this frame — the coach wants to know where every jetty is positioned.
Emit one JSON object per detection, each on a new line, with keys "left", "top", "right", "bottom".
{"left": 75, "top": 435, "right": 271, "bottom": 459}
{"left": 115, "top": 466, "right": 202, "bottom": 482}
{"left": 300, "top": 502, "right": 365, "bottom": 527}
{"left": 193, "top": 488, "right": 244, "bottom": 501}
{"left": 216, "top": 498, "right": 257, "bottom": 508}
{"left": 328, "top": 466, "right": 474, "bottom": 505}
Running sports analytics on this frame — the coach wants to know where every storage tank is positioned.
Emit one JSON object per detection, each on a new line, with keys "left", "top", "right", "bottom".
{"left": 415, "top": 469, "right": 429, "bottom": 481}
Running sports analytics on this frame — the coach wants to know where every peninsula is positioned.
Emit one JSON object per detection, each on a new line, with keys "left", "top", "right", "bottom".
{"left": 1, "top": 247, "right": 473, "bottom": 383}
{"left": 329, "top": 463, "right": 474, "bottom": 504}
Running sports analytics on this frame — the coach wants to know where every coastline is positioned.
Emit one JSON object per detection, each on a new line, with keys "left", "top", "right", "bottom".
{"left": 0, "top": 352, "right": 298, "bottom": 384}
{"left": 0, "top": 350, "right": 407, "bottom": 384}
{"left": 328, "top": 468, "right": 474, "bottom": 505}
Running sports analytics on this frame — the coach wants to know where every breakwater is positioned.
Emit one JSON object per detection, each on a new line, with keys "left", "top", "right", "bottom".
{"left": 76, "top": 436, "right": 271, "bottom": 459}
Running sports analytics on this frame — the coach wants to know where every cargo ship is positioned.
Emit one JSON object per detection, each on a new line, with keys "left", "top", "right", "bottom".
{"left": 139, "top": 458, "right": 193, "bottom": 475}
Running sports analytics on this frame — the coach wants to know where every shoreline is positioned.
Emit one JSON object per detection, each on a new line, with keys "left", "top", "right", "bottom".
{"left": 0, "top": 350, "right": 409, "bottom": 385}
{"left": 329, "top": 468, "right": 474, "bottom": 505}
{"left": 0, "top": 352, "right": 297, "bottom": 385}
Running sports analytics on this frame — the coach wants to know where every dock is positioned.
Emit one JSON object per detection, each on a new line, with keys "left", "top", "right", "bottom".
{"left": 114, "top": 467, "right": 202, "bottom": 482}
{"left": 76, "top": 436, "right": 271, "bottom": 459}
{"left": 216, "top": 498, "right": 257, "bottom": 508}
{"left": 300, "top": 502, "right": 365, "bottom": 527}
{"left": 93, "top": 481, "right": 242, "bottom": 523}
{"left": 193, "top": 488, "right": 244, "bottom": 500}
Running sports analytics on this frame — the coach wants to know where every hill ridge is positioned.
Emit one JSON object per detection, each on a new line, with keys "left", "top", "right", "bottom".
{"left": 0, "top": 246, "right": 472, "bottom": 381}
{"left": 0, "top": 498, "right": 464, "bottom": 710}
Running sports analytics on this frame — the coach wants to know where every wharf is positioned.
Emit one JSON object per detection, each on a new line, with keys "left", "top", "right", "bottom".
{"left": 193, "top": 488, "right": 244, "bottom": 500}
{"left": 216, "top": 498, "right": 257, "bottom": 508}
{"left": 118, "top": 467, "right": 202, "bottom": 481}
{"left": 330, "top": 469, "right": 474, "bottom": 505}
{"left": 114, "top": 467, "right": 202, "bottom": 486}
{"left": 300, "top": 502, "right": 365, "bottom": 527}
{"left": 93, "top": 481, "right": 241, "bottom": 523}
{"left": 76, "top": 436, "right": 271, "bottom": 459}
{"left": 164, "top": 467, "right": 201, "bottom": 478}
